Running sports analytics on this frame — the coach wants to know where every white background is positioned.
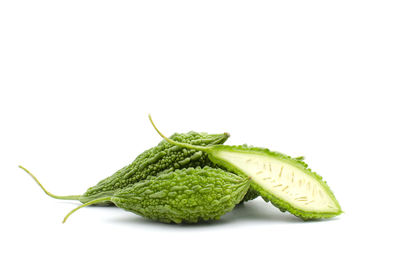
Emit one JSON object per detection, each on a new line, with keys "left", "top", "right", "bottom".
{"left": 1, "top": 1, "right": 399, "bottom": 263}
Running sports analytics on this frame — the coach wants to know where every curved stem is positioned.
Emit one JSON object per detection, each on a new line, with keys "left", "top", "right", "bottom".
{"left": 62, "top": 197, "right": 112, "bottom": 223}
{"left": 148, "top": 114, "right": 209, "bottom": 152}
{"left": 19, "top": 165, "right": 81, "bottom": 201}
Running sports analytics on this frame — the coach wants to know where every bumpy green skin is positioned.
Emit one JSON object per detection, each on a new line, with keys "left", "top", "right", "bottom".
{"left": 111, "top": 167, "right": 250, "bottom": 223}
{"left": 79, "top": 132, "right": 229, "bottom": 204}
{"left": 207, "top": 145, "right": 342, "bottom": 220}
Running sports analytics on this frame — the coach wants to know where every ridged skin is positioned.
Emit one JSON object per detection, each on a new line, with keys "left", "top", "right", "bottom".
{"left": 111, "top": 167, "right": 250, "bottom": 223}
{"left": 207, "top": 145, "right": 342, "bottom": 220}
{"left": 80, "top": 132, "right": 230, "bottom": 203}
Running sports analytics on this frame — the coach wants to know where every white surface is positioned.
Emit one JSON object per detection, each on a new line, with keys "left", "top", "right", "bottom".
{"left": 1, "top": 1, "right": 399, "bottom": 263}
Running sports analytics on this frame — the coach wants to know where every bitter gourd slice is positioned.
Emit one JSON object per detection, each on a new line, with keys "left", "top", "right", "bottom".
{"left": 149, "top": 115, "right": 342, "bottom": 220}
{"left": 63, "top": 167, "right": 250, "bottom": 223}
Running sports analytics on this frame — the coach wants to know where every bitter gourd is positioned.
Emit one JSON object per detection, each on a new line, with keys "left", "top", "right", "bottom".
{"left": 149, "top": 115, "right": 342, "bottom": 220}
{"left": 20, "top": 131, "right": 230, "bottom": 204}
{"left": 62, "top": 167, "right": 250, "bottom": 223}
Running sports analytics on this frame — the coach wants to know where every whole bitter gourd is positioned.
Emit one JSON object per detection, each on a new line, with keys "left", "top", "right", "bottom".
{"left": 62, "top": 167, "right": 250, "bottom": 223}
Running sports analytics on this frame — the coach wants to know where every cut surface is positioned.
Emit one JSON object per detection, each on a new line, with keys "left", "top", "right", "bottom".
{"left": 213, "top": 150, "right": 340, "bottom": 214}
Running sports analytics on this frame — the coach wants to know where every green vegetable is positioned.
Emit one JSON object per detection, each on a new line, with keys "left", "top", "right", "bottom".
{"left": 62, "top": 167, "right": 250, "bottom": 223}
{"left": 20, "top": 131, "right": 230, "bottom": 205}
{"left": 149, "top": 115, "right": 342, "bottom": 220}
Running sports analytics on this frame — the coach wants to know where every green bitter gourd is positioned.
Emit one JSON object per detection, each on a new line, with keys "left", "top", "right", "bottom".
{"left": 29, "top": 167, "right": 250, "bottom": 224}
{"left": 149, "top": 115, "right": 342, "bottom": 220}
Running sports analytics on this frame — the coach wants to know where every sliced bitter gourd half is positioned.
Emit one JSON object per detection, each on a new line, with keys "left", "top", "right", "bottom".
{"left": 211, "top": 146, "right": 342, "bottom": 219}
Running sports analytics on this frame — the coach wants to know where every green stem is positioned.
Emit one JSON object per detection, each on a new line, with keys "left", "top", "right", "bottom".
{"left": 148, "top": 114, "right": 209, "bottom": 152}
{"left": 19, "top": 165, "right": 81, "bottom": 201}
{"left": 62, "top": 197, "right": 112, "bottom": 223}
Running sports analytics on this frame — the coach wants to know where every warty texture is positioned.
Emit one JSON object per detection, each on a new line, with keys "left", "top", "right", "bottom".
{"left": 111, "top": 167, "right": 250, "bottom": 223}
{"left": 80, "top": 132, "right": 229, "bottom": 203}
